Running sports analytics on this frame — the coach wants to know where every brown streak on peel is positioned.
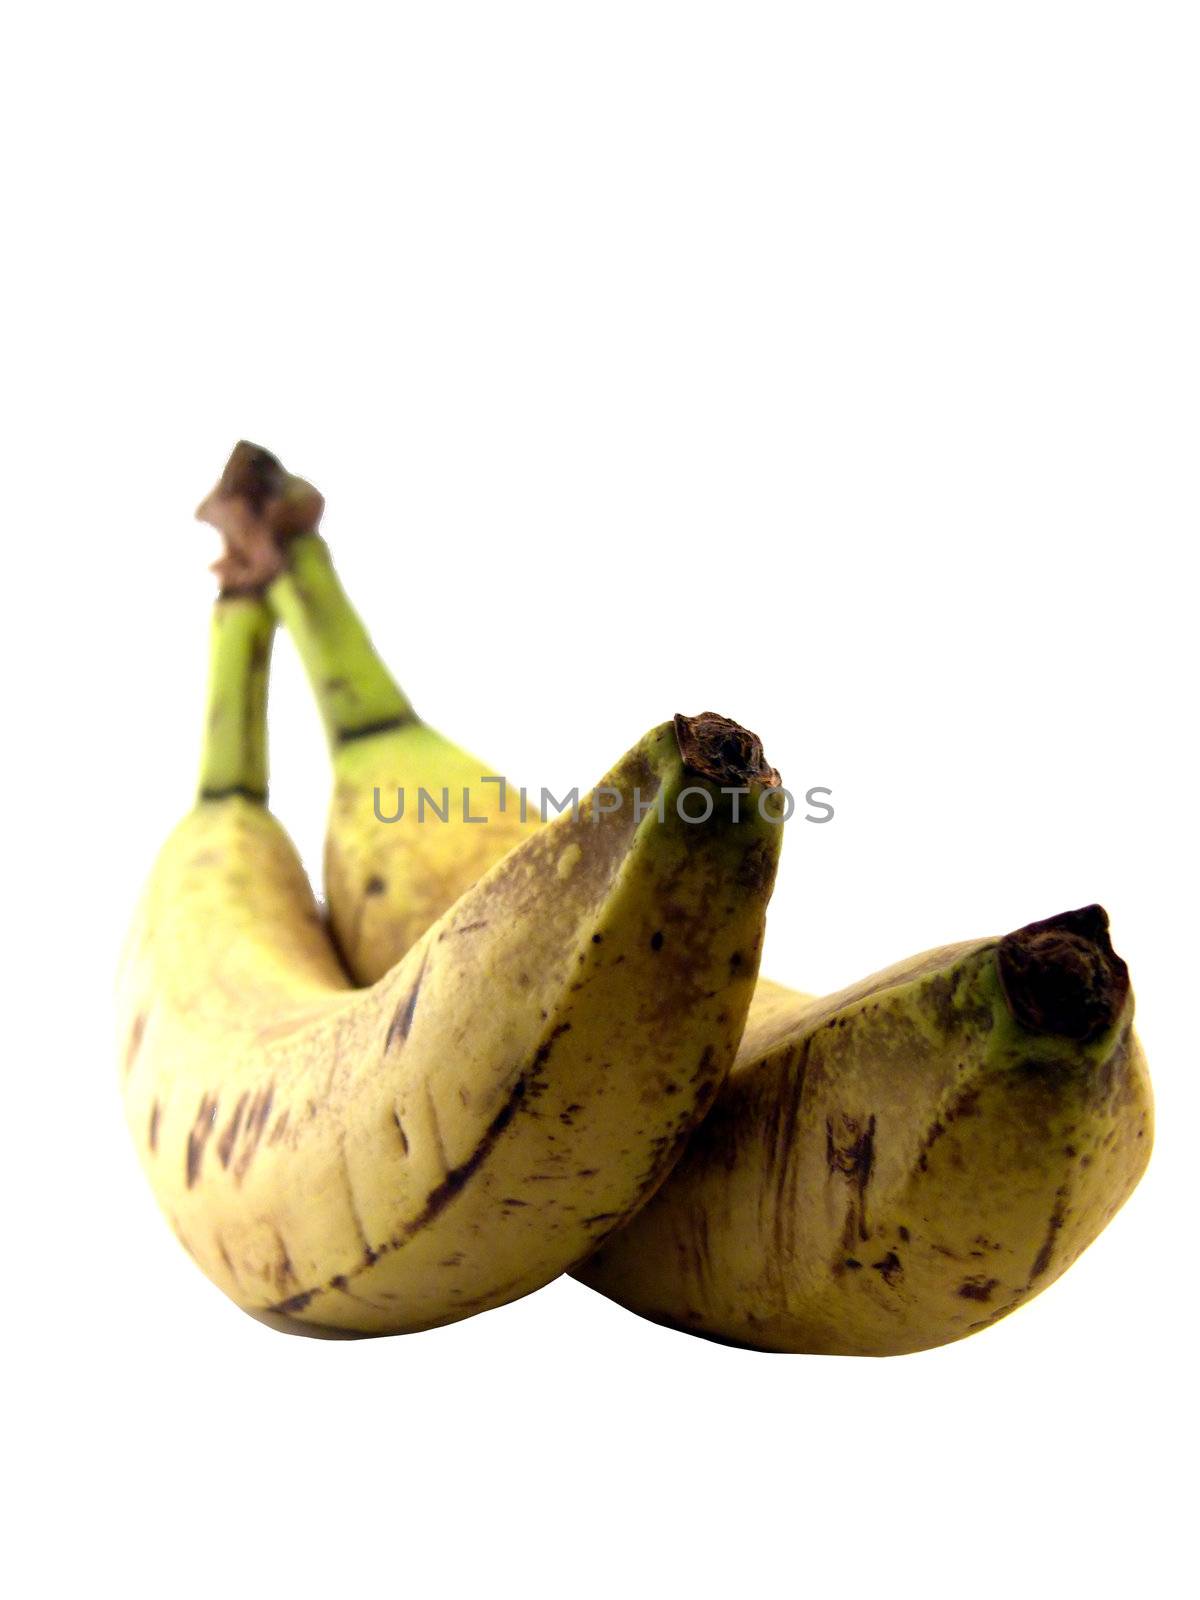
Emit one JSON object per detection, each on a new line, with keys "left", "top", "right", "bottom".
{"left": 532, "top": 1021, "right": 572, "bottom": 1070}
{"left": 273, "top": 1289, "right": 317, "bottom": 1315}
{"left": 339, "top": 1135, "right": 373, "bottom": 1258}
{"left": 826, "top": 1111, "right": 877, "bottom": 1246}
{"left": 272, "top": 1227, "right": 297, "bottom": 1288}
{"left": 216, "top": 1235, "right": 240, "bottom": 1287}
{"left": 185, "top": 1094, "right": 219, "bottom": 1188}
{"left": 124, "top": 1013, "right": 147, "bottom": 1076}
{"left": 1029, "top": 1183, "right": 1070, "bottom": 1283}
{"left": 328, "top": 1278, "right": 389, "bottom": 1311}
{"left": 425, "top": 1083, "right": 449, "bottom": 1178}
{"left": 217, "top": 1091, "right": 250, "bottom": 1168}
{"left": 401, "top": 1073, "right": 530, "bottom": 1236}
{"left": 392, "top": 1109, "right": 410, "bottom": 1155}
{"left": 232, "top": 1083, "right": 274, "bottom": 1183}
{"left": 264, "top": 1024, "right": 575, "bottom": 1316}
{"left": 387, "top": 950, "right": 429, "bottom": 1051}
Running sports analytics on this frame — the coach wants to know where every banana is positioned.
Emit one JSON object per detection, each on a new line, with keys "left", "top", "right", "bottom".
{"left": 119, "top": 583, "right": 785, "bottom": 1334}
{"left": 574, "top": 907, "right": 1152, "bottom": 1354}
{"left": 198, "top": 442, "right": 538, "bottom": 981}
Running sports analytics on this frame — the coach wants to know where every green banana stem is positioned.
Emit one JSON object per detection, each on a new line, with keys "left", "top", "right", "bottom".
{"left": 198, "top": 596, "right": 275, "bottom": 803}
{"left": 268, "top": 533, "right": 416, "bottom": 748}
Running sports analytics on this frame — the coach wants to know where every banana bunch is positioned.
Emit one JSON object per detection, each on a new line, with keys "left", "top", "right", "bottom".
{"left": 118, "top": 442, "right": 1153, "bottom": 1353}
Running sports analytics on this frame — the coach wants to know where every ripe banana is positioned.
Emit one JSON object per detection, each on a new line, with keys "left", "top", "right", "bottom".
{"left": 119, "top": 585, "right": 784, "bottom": 1334}
{"left": 575, "top": 907, "right": 1152, "bottom": 1354}
{"left": 209, "top": 444, "right": 1152, "bottom": 1353}
{"left": 198, "top": 441, "right": 538, "bottom": 981}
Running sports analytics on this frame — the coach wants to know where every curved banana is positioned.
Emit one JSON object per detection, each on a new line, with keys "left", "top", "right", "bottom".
{"left": 198, "top": 441, "right": 537, "bottom": 981}
{"left": 575, "top": 908, "right": 1152, "bottom": 1354}
{"left": 119, "top": 589, "right": 784, "bottom": 1334}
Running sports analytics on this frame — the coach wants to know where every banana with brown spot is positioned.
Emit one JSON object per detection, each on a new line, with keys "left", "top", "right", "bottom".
{"left": 573, "top": 907, "right": 1152, "bottom": 1355}
{"left": 119, "top": 587, "right": 784, "bottom": 1334}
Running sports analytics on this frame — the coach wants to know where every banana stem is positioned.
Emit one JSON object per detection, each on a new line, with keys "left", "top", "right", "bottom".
{"left": 198, "top": 597, "right": 275, "bottom": 803}
{"left": 268, "top": 533, "right": 416, "bottom": 748}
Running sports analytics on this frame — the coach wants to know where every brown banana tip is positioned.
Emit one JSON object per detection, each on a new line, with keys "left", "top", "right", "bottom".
{"left": 196, "top": 441, "right": 325, "bottom": 596}
{"left": 672, "top": 712, "right": 781, "bottom": 789}
{"left": 997, "top": 904, "right": 1131, "bottom": 1043}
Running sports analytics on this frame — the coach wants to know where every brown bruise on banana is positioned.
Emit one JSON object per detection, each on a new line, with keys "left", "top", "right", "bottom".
{"left": 576, "top": 916, "right": 1152, "bottom": 1356}
{"left": 216, "top": 1092, "right": 249, "bottom": 1168}
{"left": 120, "top": 721, "right": 782, "bottom": 1334}
{"left": 185, "top": 1094, "right": 219, "bottom": 1188}
{"left": 385, "top": 949, "right": 429, "bottom": 1051}
{"left": 124, "top": 1012, "right": 148, "bottom": 1076}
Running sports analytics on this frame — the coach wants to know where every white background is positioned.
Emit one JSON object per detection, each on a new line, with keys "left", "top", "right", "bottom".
{"left": 3, "top": 5, "right": 1196, "bottom": 1596}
